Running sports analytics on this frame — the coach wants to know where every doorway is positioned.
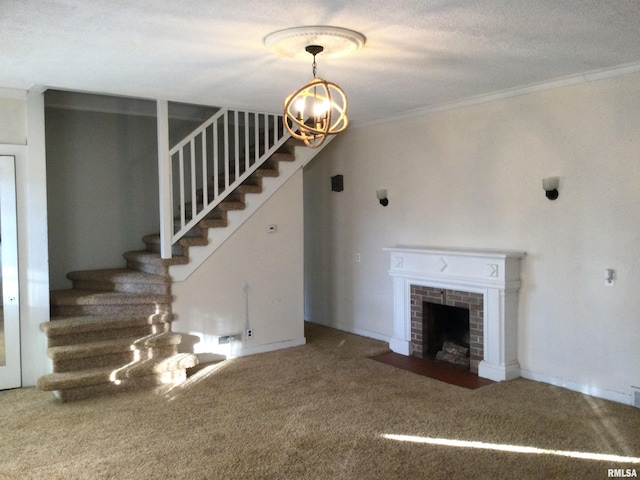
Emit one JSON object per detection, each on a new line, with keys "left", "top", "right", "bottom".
{"left": 0, "top": 155, "right": 21, "bottom": 389}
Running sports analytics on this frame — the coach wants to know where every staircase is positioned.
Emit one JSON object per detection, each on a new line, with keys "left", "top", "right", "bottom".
{"left": 37, "top": 131, "right": 304, "bottom": 401}
{"left": 36, "top": 238, "right": 196, "bottom": 401}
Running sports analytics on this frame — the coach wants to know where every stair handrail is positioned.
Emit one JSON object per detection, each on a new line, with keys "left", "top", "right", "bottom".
{"left": 158, "top": 104, "right": 290, "bottom": 258}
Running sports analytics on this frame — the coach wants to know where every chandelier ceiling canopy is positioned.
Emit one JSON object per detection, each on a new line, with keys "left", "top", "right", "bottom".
{"left": 263, "top": 26, "right": 365, "bottom": 59}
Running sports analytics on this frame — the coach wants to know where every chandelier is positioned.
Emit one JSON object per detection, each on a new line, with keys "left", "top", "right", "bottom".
{"left": 264, "top": 26, "right": 365, "bottom": 148}
{"left": 283, "top": 45, "right": 348, "bottom": 148}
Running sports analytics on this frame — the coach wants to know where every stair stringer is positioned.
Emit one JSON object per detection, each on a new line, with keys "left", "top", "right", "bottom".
{"left": 168, "top": 136, "right": 334, "bottom": 282}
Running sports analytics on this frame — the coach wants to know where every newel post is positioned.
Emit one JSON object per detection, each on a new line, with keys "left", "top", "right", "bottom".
{"left": 157, "top": 100, "right": 172, "bottom": 259}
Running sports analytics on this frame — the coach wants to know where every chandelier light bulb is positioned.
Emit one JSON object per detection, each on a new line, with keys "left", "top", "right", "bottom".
{"left": 295, "top": 98, "right": 305, "bottom": 118}
{"left": 314, "top": 99, "right": 330, "bottom": 117}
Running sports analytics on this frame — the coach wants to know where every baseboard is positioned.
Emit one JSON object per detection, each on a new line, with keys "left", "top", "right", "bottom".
{"left": 306, "top": 320, "right": 392, "bottom": 344}
{"left": 389, "top": 338, "right": 411, "bottom": 356}
{"left": 478, "top": 361, "right": 521, "bottom": 382}
{"left": 520, "top": 368, "right": 633, "bottom": 406}
{"left": 235, "top": 337, "right": 307, "bottom": 358}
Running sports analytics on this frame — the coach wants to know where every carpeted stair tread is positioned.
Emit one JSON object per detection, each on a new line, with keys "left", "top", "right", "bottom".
{"left": 142, "top": 234, "right": 208, "bottom": 248}
{"left": 66, "top": 269, "right": 171, "bottom": 295}
{"left": 252, "top": 166, "right": 279, "bottom": 178}
{"left": 214, "top": 200, "right": 245, "bottom": 211}
{"left": 170, "top": 222, "right": 210, "bottom": 238}
{"left": 198, "top": 217, "right": 228, "bottom": 229}
{"left": 285, "top": 137, "right": 306, "bottom": 147}
{"left": 142, "top": 233, "right": 208, "bottom": 258}
{"left": 110, "top": 353, "right": 198, "bottom": 380}
{"left": 67, "top": 269, "right": 169, "bottom": 285}
{"left": 37, "top": 365, "right": 124, "bottom": 391}
{"left": 46, "top": 332, "right": 183, "bottom": 361}
{"left": 184, "top": 193, "right": 244, "bottom": 213}
{"left": 235, "top": 183, "right": 262, "bottom": 194}
{"left": 50, "top": 289, "right": 171, "bottom": 306}
{"left": 270, "top": 152, "right": 295, "bottom": 162}
{"left": 37, "top": 352, "right": 197, "bottom": 392}
{"left": 197, "top": 185, "right": 261, "bottom": 200}
{"left": 41, "top": 313, "right": 173, "bottom": 337}
{"left": 172, "top": 216, "right": 227, "bottom": 234}
{"left": 123, "top": 250, "right": 188, "bottom": 266}
{"left": 52, "top": 372, "right": 188, "bottom": 401}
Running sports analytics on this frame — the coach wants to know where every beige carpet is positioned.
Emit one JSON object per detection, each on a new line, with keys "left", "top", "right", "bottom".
{"left": 1, "top": 322, "right": 639, "bottom": 479}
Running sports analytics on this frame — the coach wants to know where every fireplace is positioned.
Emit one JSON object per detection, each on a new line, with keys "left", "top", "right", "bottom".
{"left": 412, "top": 287, "right": 482, "bottom": 372}
{"left": 386, "top": 246, "right": 525, "bottom": 382}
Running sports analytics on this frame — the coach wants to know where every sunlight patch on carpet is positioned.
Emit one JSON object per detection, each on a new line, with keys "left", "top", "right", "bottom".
{"left": 163, "top": 359, "right": 232, "bottom": 401}
{"left": 381, "top": 434, "right": 640, "bottom": 463}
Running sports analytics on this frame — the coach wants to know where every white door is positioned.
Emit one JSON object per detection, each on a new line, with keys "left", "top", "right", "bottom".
{"left": 0, "top": 155, "right": 21, "bottom": 389}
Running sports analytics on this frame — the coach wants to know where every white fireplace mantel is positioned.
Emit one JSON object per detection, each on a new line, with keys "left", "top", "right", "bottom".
{"left": 385, "top": 246, "right": 526, "bottom": 382}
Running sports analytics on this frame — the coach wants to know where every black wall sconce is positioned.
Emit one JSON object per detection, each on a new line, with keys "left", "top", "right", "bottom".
{"left": 331, "top": 175, "right": 343, "bottom": 192}
{"left": 377, "top": 189, "right": 389, "bottom": 206}
{"left": 542, "top": 177, "right": 559, "bottom": 200}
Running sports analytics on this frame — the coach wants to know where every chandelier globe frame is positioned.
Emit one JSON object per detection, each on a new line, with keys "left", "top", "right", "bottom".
{"left": 283, "top": 45, "right": 349, "bottom": 148}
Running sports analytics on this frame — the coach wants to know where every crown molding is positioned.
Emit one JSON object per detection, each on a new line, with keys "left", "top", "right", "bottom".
{"left": 355, "top": 62, "right": 640, "bottom": 129}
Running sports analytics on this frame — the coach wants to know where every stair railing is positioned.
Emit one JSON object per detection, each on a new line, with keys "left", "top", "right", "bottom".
{"left": 157, "top": 101, "right": 290, "bottom": 259}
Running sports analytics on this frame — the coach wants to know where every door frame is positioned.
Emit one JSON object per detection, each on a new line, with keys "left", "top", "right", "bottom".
{"left": 0, "top": 154, "right": 21, "bottom": 389}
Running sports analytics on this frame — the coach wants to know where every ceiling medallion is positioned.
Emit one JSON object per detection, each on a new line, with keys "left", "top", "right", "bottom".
{"left": 263, "top": 26, "right": 366, "bottom": 59}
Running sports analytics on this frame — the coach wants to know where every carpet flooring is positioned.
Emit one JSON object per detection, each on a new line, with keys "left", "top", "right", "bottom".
{"left": 0, "top": 322, "right": 639, "bottom": 479}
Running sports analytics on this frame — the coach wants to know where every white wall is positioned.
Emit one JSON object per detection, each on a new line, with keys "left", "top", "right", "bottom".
{"left": 0, "top": 91, "right": 26, "bottom": 145}
{"left": 172, "top": 169, "right": 305, "bottom": 358}
{"left": 45, "top": 104, "right": 160, "bottom": 289}
{"left": 304, "top": 72, "right": 640, "bottom": 404}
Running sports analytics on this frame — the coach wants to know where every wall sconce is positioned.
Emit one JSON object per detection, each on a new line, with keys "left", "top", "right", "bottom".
{"left": 542, "top": 177, "right": 559, "bottom": 200}
{"left": 377, "top": 189, "right": 389, "bottom": 207}
{"left": 331, "top": 175, "right": 344, "bottom": 192}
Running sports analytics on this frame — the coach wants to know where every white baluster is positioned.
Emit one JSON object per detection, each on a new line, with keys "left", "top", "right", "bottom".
{"left": 201, "top": 127, "right": 208, "bottom": 206}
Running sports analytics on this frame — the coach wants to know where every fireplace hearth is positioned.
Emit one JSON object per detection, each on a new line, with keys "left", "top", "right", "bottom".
{"left": 386, "top": 246, "right": 525, "bottom": 382}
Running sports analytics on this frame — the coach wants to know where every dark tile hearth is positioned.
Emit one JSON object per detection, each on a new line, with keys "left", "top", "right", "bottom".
{"left": 370, "top": 352, "right": 495, "bottom": 390}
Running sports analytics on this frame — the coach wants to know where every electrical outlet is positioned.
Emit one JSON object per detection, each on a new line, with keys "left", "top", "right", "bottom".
{"left": 355, "top": 253, "right": 361, "bottom": 263}
{"left": 246, "top": 329, "right": 253, "bottom": 339}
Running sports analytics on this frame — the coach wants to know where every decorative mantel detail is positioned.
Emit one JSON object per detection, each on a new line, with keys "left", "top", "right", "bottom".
{"left": 385, "top": 246, "right": 526, "bottom": 382}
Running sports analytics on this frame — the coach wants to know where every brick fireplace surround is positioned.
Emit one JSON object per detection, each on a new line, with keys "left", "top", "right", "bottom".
{"left": 386, "top": 246, "right": 525, "bottom": 382}
{"left": 411, "top": 286, "right": 483, "bottom": 373}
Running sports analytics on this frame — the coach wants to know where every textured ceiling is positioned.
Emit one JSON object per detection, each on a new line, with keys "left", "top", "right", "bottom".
{"left": 1, "top": 0, "right": 639, "bottom": 125}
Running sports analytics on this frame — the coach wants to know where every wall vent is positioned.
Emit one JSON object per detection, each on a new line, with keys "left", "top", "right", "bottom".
{"left": 218, "top": 333, "right": 242, "bottom": 345}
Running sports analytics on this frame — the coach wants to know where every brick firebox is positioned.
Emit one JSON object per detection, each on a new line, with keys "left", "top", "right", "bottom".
{"left": 410, "top": 286, "right": 483, "bottom": 374}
